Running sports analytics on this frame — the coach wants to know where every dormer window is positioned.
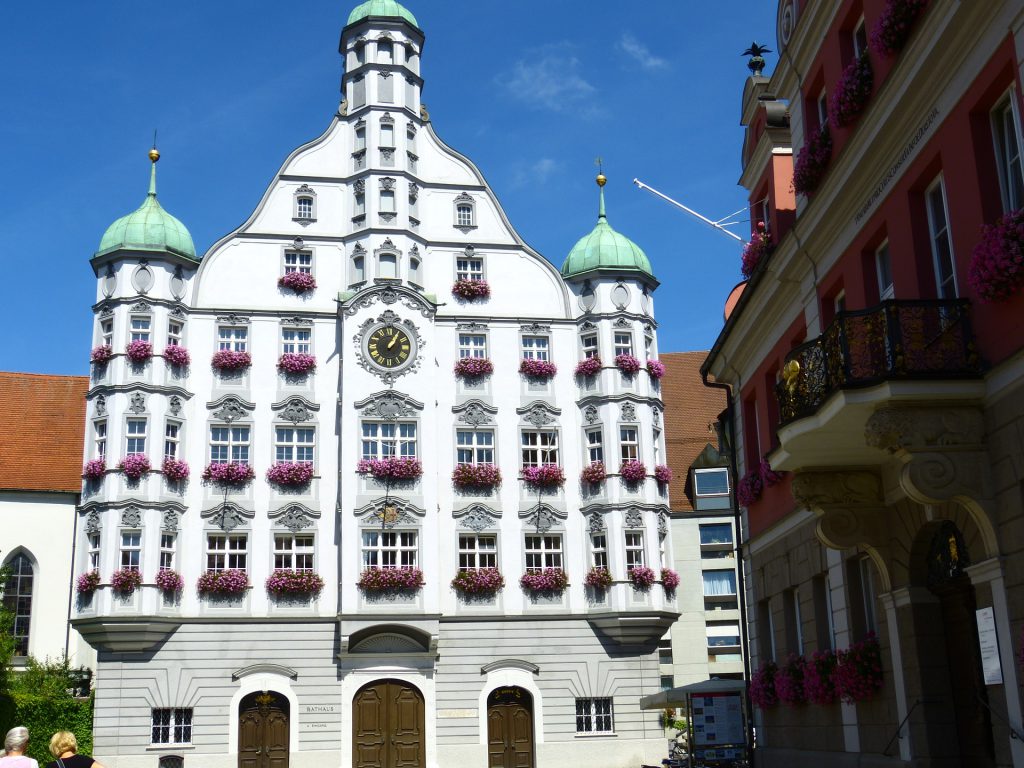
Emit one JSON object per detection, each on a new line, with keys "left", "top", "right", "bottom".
{"left": 297, "top": 198, "right": 313, "bottom": 219}
{"left": 293, "top": 185, "right": 317, "bottom": 223}
{"left": 454, "top": 193, "right": 476, "bottom": 229}
{"left": 693, "top": 468, "right": 731, "bottom": 511}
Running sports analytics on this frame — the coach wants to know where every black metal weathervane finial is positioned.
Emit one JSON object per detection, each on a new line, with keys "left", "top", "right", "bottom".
{"left": 742, "top": 42, "right": 772, "bottom": 77}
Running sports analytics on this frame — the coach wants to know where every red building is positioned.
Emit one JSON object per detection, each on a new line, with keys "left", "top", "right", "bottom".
{"left": 703, "top": 2, "right": 1024, "bottom": 766}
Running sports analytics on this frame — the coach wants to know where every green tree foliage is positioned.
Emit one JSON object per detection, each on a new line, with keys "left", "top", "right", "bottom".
{"left": 0, "top": 561, "right": 15, "bottom": 695}
{"left": 0, "top": 691, "right": 94, "bottom": 765}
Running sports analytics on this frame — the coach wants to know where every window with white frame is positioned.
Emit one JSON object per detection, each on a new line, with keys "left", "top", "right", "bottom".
{"left": 521, "top": 336, "right": 549, "bottom": 361}
{"left": 581, "top": 333, "right": 599, "bottom": 359}
{"left": 575, "top": 698, "right": 613, "bottom": 733}
{"left": 455, "top": 200, "right": 475, "bottom": 227}
{"left": 456, "top": 256, "right": 484, "bottom": 281}
{"left": 206, "top": 533, "right": 247, "bottom": 571}
{"left": 126, "top": 418, "right": 147, "bottom": 455}
{"left": 167, "top": 320, "right": 183, "bottom": 348}
{"left": 275, "top": 426, "right": 314, "bottom": 464}
{"left": 377, "top": 39, "right": 393, "bottom": 64}
{"left": 852, "top": 18, "right": 868, "bottom": 59}
{"left": 520, "top": 429, "right": 558, "bottom": 467}
{"left": 703, "top": 569, "right": 738, "bottom": 597}
{"left": 613, "top": 332, "right": 633, "bottom": 357}
{"left": 209, "top": 425, "right": 251, "bottom": 465}
{"left": 361, "top": 530, "right": 417, "bottom": 568}
{"left": 100, "top": 318, "right": 113, "bottom": 347}
{"left": 88, "top": 533, "right": 101, "bottom": 570}
{"left": 591, "top": 533, "right": 608, "bottom": 570}
{"left": 624, "top": 531, "right": 645, "bottom": 570}
{"left": 456, "top": 429, "right": 494, "bottom": 465}
{"left": 993, "top": 94, "right": 1024, "bottom": 213}
{"left": 94, "top": 420, "right": 107, "bottom": 460}
{"left": 699, "top": 523, "right": 732, "bottom": 546}
{"left": 707, "top": 623, "right": 742, "bottom": 651}
{"left": 120, "top": 530, "right": 141, "bottom": 570}
{"left": 524, "top": 534, "right": 563, "bottom": 571}
{"left": 619, "top": 426, "right": 639, "bottom": 461}
{"left": 296, "top": 196, "right": 314, "bottom": 220}
{"left": 281, "top": 327, "right": 312, "bottom": 354}
{"left": 458, "top": 534, "right": 496, "bottom": 569}
{"left": 694, "top": 468, "right": 730, "bottom": 498}
{"left": 159, "top": 533, "right": 176, "bottom": 571}
{"left": 653, "top": 428, "right": 662, "bottom": 465}
{"left": 274, "top": 534, "right": 314, "bottom": 570}
{"left": 284, "top": 250, "right": 313, "bottom": 275}
{"left": 361, "top": 421, "right": 417, "bottom": 459}
{"left": 585, "top": 428, "right": 603, "bottom": 464}
{"left": 876, "top": 241, "right": 894, "bottom": 300}
{"left": 130, "top": 316, "right": 151, "bottom": 343}
{"left": 152, "top": 708, "right": 192, "bottom": 745}
{"left": 164, "top": 421, "right": 181, "bottom": 460}
{"left": 926, "top": 177, "right": 957, "bottom": 298}
{"left": 218, "top": 326, "right": 247, "bottom": 352}
{"left": 458, "top": 333, "right": 487, "bottom": 359}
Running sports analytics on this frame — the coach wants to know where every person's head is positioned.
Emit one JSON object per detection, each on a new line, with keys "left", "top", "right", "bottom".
{"left": 49, "top": 731, "right": 78, "bottom": 757}
{"left": 4, "top": 727, "right": 29, "bottom": 754}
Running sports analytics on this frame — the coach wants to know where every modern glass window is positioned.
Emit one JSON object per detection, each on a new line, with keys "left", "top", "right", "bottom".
{"left": 284, "top": 250, "right": 313, "bottom": 275}
{"left": 458, "top": 333, "right": 487, "bottom": 359}
{"left": 585, "top": 428, "right": 603, "bottom": 464}
{"left": 275, "top": 427, "right": 314, "bottom": 464}
{"left": 361, "top": 530, "right": 417, "bottom": 568}
{"left": 456, "top": 203, "right": 474, "bottom": 227}
{"left": 456, "top": 430, "right": 494, "bottom": 464}
{"left": 521, "top": 336, "right": 550, "bottom": 361}
{"left": 126, "top": 418, "right": 147, "bottom": 455}
{"left": 875, "top": 241, "right": 894, "bottom": 300}
{"left": 525, "top": 534, "right": 562, "bottom": 571}
{"left": 575, "top": 698, "right": 613, "bottom": 733}
{"left": 130, "top": 316, "right": 151, "bottom": 343}
{"left": 88, "top": 534, "right": 101, "bottom": 570}
{"left": 581, "top": 333, "right": 599, "bottom": 359}
{"left": 456, "top": 257, "right": 484, "bottom": 281}
{"left": 296, "top": 197, "right": 313, "bottom": 220}
{"left": 703, "top": 570, "right": 738, "bottom": 596}
{"left": 164, "top": 421, "right": 181, "bottom": 460}
{"left": 619, "top": 426, "right": 639, "bottom": 461}
{"left": 694, "top": 468, "right": 730, "bottom": 497}
{"left": 274, "top": 534, "right": 314, "bottom": 570}
{"left": 3, "top": 554, "right": 33, "bottom": 656}
{"left": 521, "top": 430, "right": 558, "bottom": 467}
{"left": 206, "top": 534, "right": 247, "bottom": 571}
{"left": 707, "top": 623, "right": 742, "bottom": 649}
{"left": 159, "top": 533, "right": 176, "bottom": 571}
{"left": 281, "top": 328, "right": 311, "bottom": 354}
{"left": 993, "top": 95, "right": 1024, "bottom": 213}
{"left": 458, "top": 534, "right": 496, "bottom": 569}
{"left": 699, "top": 523, "right": 733, "bottom": 546}
{"left": 120, "top": 530, "right": 141, "bottom": 570}
{"left": 152, "top": 708, "right": 193, "bottom": 745}
{"left": 100, "top": 319, "right": 113, "bottom": 347}
{"left": 613, "top": 332, "right": 633, "bottom": 357}
{"left": 209, "top": 425, "right": 251, "bottom": 465}
{"left": 167, "top": 321, "right": 183, "bottom": 348}
{"left": 926, "top": 177, "right": 957, "bottom": 298}
{"left": 94, "top": 420, "right": 107, "bottom": 460}
{"left": 590, "top": 533, "right": 608, "bottom": 570}
{"left": 218, "top": 326, "right": 247, "bottom": 352}
{"left": 361, "top": 422, "right": 417, "bottom": 459}
{"left": 625, "top": 531, "right": 645, "bottom": 570}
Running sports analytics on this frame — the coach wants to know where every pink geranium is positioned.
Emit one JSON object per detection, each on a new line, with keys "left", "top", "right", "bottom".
{"left": 211, "top": 350, "right": 252, "bottom": 371}
{"left": 266, "top": 462, "right": 314, "bottom": 487}
{"left": 110, "top": 568, "right": 142, "bottom": 595}
{"left": 646, "top": 359, "right": 666, "bottom": 380}
{"left": 357, "top": 456, "right": 423, "bottom": 481}
{"left": 775, "top": 654, "right": 807, "bottom": 707}
{"left": 90, "top": 345, "right": 113, "bottom": 365}
{"left": 162, "top": 458, "right": 190, "bottom": 482}
{"left": 452, "top": 279, "right": 490, "bottom": 300}
{"left": 629, "top": 566, "right": 657, "bottom": 588}
{"left": 870, "top": 0, "right": 930, "bottom": 57}
{"left": 202, "top": 462, "right": 255, "bottom": 485}
{"left": 266, "top": 569, "right": 325, "bottom": 596}
{"left": 125, "top": 340, "right": 153, "bottom": 363}
{"left": 654, "top": 464, "right": 673, "bottom": 485}
{"left": 614, "top": 353, "right": 642, "bottom": 375}
{"left": 830, "top": 52, "right": 873, "bottom": 127}
{"left": 155, "top": 569, "right": 184, "bottom": 593}
{"left": 520, "top": 568, "right": 569, "bottom": 593}
{"left": 163, "top": 345, "right": 191, "bottom": 367}
{"left": 760, "top": 458, "right": 784, "bottom": 487}
{"left": 358, "top": 566, "right": 424, "bottom": 592}
{"left": 454, "top": 357, "right": 493, "bottom": 378}
{"left": 197, "top": 569, "right": 249, "bottom": 596}
{"left": 452, "top": 463, "right": 502, "bottom": 489}
{"left": 741, "top": 222, "right": 773, "bottom": 278}
{"left": 835, "top": 633, "right": 884, "bottom": 703}
{"left": 521, "top": 464, "right": 565, "bottom": 488}
{"left": 619, "top": 460, "right": 648, "bottom": 483}
{"left": 660, "top": 568, "right": 681, "bottom": 590}
{"left": 278, "top": 353, "right": 316, "bottom": 375}
{"left": 750, "top": 660, "right": 779, "bottom": 709}
{"left": 83, "top": 459, "right": 106, "bottom": 480}
{"left": 793, "top": 124, "right": 833, "bottom": 196}
{"left": 278, "top": 271, "right": 317, "bottom": 292}
{"left": 804, "top": 649, "right": 839, "bottom": 705}
{"left": 968, "top": 208, "right": 1024, "bottom": 303}
{"left": 451, "top": 567, "right": 504, "bottom": 595}
{"left": 76, "top": 570, "right": 101, "bottom": 595}
{"left": 119, "top": 454, "right": 151, "bottom": 480}
{"left": 575, "top": 356, "right": 603, "bottom": 377}
{"left": 580, "top": 461, "right": 607, "bottom": 484}
{"left": 736, "top": 468, "right": 764, "bottom": 507}
{"left": 519, "top": 359, "right": 558, "bottom": 379}
{"left": 584, "top": 567, "right": 613, "bottom": 589}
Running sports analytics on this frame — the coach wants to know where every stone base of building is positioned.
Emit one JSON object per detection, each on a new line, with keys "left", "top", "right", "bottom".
{"left": 758, "top": 747, "right": 909, "bottom": 768}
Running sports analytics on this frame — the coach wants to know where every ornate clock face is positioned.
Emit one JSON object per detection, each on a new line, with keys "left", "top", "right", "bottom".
{"left": 365, "top": 324, "right": 416, "bottom": 370}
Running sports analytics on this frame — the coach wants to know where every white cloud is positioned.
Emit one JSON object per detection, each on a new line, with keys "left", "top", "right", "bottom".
{"left": 513, "top": 158, "right": 562, "bottom": 188}
{"left": 501, "top": 47, "right": 596, "bottom": 113}
{"left": 617, "top": 33, "right": 669, "bottom": 71}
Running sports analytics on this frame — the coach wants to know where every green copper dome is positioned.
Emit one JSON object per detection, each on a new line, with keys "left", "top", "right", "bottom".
{"left": 347, "top": 0, "right": 419, "bottom": 28}
{"left": 98, "top": 156, "right": 196, "bottom": 261}
{"left": 561, "top": 179, "right": 653, "bottom": 280}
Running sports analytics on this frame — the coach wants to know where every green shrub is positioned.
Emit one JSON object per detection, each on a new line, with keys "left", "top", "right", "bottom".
{"left": 0, "top": 691, "right": 94, "bottom": 764}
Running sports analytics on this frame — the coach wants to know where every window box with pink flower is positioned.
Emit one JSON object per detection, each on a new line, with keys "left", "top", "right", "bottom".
{"left": 519, "top": 359, "right": 557, "bottom": 380}
{"left": 211, "top": 350, "right": 252, "bottom": 372}
{"left": 202, "top": 462, "right": 255, "bottom": 486}
{"left": 793, "top": 124, "right": 832, "bottom": 196}
{"left": 266, "top": 462, "right": 314, "bottom": 488}
{"left": 163, "top": 345, "right": 191, "bottom": 367}
{"left": 162, "top": 458, "right": 190, "bottom": 483}
{"left": 654, "top": 464, "right": 672, "bottom": 486}
{"left": 830, "top": 52, "right": 873, "bottom": 128}
{"left": 646, "top": 359, "right": 666, "bottom": 380}
{"left": 614, "top": 353, "right": 642, "bottom": 375}
{"left": 119, "top": 454, "right": 151, "bottom": 480}
{"left": 266, "top": 569, "right": 325, "bottom": 597}
{"left": 278, "top": 353, "right": 316, "bottom": 376}
{"left": 357, "top": 567, "right": 424, "bottom": 593}
{"left": 454, "top": 357, "right": 493, "bottom": 378}
{"left": 619, "top": 460, "right": 647, "bottom": 484}
{"left": 969, "top": 208, "right": 1024, "bottom": 303}
{"left": 580, "top": 461, "right": 607, "bottom": 484}
{"left": 574, "top": 356, "right": 603, "bottom": 377}
{"left": 357, "top": 456, "right": 423, "bottom": 482}
{"left": 90, "top": 345, "right": 113, "bottom": 365}
{"left": 742, "top": 222, "right": 773, "bottom": 278}
{"left": 870, "top": 0, "right": 930, "bottom": 58}
{"left": 628, "top": 566, "right": 657, "bottom": 589}
{"left": 155, "top": 569, "right": 184, "bottom": 594}
{"left": 775, "top": 654, "right": 807, "bottom": 707}
{"left": 452, "top": 463, "right": 501, "bottom": 490}
{"left": 804, "top": 649, "right": 839, "bottom": 705}
{"left": 521, "top": 464, "right": 565, "bottom": 489}
{"left": 83, "top": 459, "right": 106, "bottom": 481}
{"left": 125, "top": 340, "right": 153, "bottom": 364}
{"left": 451, "top": 567, "right": 504, "bottom": 596}
{"left": 660, "top": 568, "right": 680, "bottom": 591}
{"left": 110, "top": 568, "right": 142, "bottom": 596}
{"left": 584, "top": 567, "right": 613, "bottom": 590}
{"left": 76, "top": 570, "right": 101, "bottom": 595}
{"left": 278, "top": 271, "right": 317, "bottom": 293}
{"left": 452, "top": 279, "right": 490, "bottom": 300}
{"left": 750, "top": 659, "right": 779, "bottom": 709}
{"left": 835, "top": 632, "right": 883, "bottom": 703}
{"left": 519, "top": 568, "right": 569, "bottom": 595}
{"left": 197, "top": 569, "right": 249, "bottom": 597}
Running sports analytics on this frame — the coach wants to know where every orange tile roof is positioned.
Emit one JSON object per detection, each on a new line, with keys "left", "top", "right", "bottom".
{"left": 661, "top": 351, "right": 727, "bottom": 512}
{"left": 0, "top": 372, "right": 88, "bottom": 493}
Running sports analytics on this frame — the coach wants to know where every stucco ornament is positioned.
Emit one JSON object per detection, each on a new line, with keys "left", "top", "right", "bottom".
{"left": 583, "top": 405, "right": 600, "bottom": 425}
{"left": 453, "top": 399, "right": 496, "bottom": 426}
{"left": 517, "top": 401, "right": 561, "bottom": 427}
{"left": 356, "top": 498, "right": 425, "bottom": 529}
{"left": 270, "top": 503, "right": 321, "bottom": 532}
{"left": 128, "top": 393, "right": 147, "bottom": 414}
{"left": 624, "top": 508, "right": 644, "bottom": 528}
{"left": 343, "top": 283, "right": 435, "bottom": 319}
{"left": 94, "top": 395, "right": 107, "bottom": 416}
{"left": 132, "top": 263, "right": 154, "bottom": 294}
{"left": 202, "top": 503, "right": 254, "bottom": 532}
{"left": 520, "top": 503, "right": 566, "bottom": 533}
{"left": 356, "top": 391, "right": 423, "bottom": 420}
{"left": 85, "top": 509, "right": 102, "bottom": 535}
{"left": 791, "top": 470, "right": 888, "bottom": 556}
{"left": 161, "top": 509, "right": 182, "bottom": 533}
{"left": 620, "top": 403, "right": 637, "bottom": 422}
{"left": 168, "top": 396, "right": 183, "bottom": 416}
{"left": 658, "top": 511, "right": 668, "bottom": 536}
{"left": 520, "top": 323, "right": 551, "bottom": 334}
{"left": 121, "top": 507, "right": 143, "bottom": 527}
{"left": 588, "top": 511, "right": 607, "bottom": 534}
{"left": 274, "top": 396, "right": 320, "bottom": 424}
{"left": 210, "top": 396, "right": 255, "bottom": 424}
{"left": 455, "top": 504, "right": 501, "bottom": 532}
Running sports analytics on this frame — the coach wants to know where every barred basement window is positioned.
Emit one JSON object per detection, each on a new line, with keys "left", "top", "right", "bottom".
{"left": 575, "top": 698, "right": 613, "bottom": 733}
{"left": 152, "top": 708, "right": 193, "bottom": 744}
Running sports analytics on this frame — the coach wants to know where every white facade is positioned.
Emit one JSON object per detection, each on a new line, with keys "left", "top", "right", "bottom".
{"left": 76, "top": 7, "right": 675, "bottom": 768}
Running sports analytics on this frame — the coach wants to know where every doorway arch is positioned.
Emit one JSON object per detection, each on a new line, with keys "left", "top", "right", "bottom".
{"left": 487, "top": 686, "right": 535, "bottom": 768}
{"left": 238, "top": 690, "right": 289, "bottom": 768}
{"left": 352, "top": 678, "right": 425, "bottom": 768}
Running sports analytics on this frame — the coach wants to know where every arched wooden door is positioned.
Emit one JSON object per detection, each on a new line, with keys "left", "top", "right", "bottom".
{"left": 238, "top": 691, "right": 290, "bottom": 768}
{"left": 487, "top": 687, "right": 534, "bottom": 768}
{"left": 353, "top": 679, "right": 425, "bottom": 768}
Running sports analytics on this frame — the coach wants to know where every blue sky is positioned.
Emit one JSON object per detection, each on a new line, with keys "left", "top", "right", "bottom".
{"left": 0, "top": 1, "right": 777, "bottom": 375}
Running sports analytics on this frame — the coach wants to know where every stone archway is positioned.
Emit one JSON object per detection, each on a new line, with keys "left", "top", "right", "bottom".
{"left": 353, "top": 679, "right": 425, "bottom": 768}
{"left": 487, "top": 686, "right": 535, "bottom": 768}
{"left": 238, "top": 691, "right": 289, "bottom": 768}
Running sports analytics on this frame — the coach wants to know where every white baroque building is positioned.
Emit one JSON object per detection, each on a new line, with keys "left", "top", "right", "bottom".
{"left": 75, "top": 3, "right": 677, "bottom": 767}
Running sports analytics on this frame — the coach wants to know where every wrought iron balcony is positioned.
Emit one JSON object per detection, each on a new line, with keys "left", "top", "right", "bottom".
{"left": 776, "top": 299, "right": 982, "bottom": 427}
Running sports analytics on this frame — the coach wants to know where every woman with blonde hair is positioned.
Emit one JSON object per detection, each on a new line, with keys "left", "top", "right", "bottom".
{"left": 0, "top": 727, "right": 38, "bottom": 767}
{"left": 44, "top": 733, "right": 102, "bottom": 768}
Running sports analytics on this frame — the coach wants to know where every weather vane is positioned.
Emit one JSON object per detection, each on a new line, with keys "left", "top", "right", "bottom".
{"left": 742, "top": 42, "right": 772, "bottom": 77}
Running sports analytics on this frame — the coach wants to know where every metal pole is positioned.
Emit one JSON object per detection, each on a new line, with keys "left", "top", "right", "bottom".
{"left": 633, "top": 179, "right": 745, "bottom": 242}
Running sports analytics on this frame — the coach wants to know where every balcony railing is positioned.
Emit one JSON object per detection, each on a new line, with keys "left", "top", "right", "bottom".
{"left": 777, "top": 299, "right": 982, "bottom": 427}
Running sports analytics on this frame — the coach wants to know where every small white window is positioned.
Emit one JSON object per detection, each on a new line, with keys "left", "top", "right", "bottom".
{"left": 296, "top": 197, "right": 313, "bottom": 220}
{"left": 613, "top": 332, "right": 633, "bottom": 357}
{"left": 362, "top": 530, "right": 417, "bottom": 568}
{"left": 521, "top": 430, "right": 558, "bottom": 467}
{"left": 126, "top": 418, "right": 147, "bottom": 455}
{"left": 694, "top": 468, "right": 730, "bottom": 497}
{"left": 209, "top": 425, "right": 251, "bottom": 465}
{"left": 590, "top": 533, "right": 608, "bottom": 570}
{"left": 625, "top": 531, "right": 645, "bottom": 570}
{"left": 94, "top": 420, "right": 107, "bottom": 460}
{"left": 585, "top": 428, "right": 603, "bottom": 464}
{"left": 361, "top": 421, "right": 417, "bottom": 459}
{"left": 152, "top": 708, "right": 193, "bottom": 745}
{"left": 581, "top": 333, "right": 599, "bottom": 359}
{"left": 925, "top": 176, "right": 957, "bottom": 298}
{"left": 458, "top": 333, "right": 487, "bottom": 359}
{"left": 275, "top": 426, "right": 315, "bottom": 464}
{"left": 458, "top": 534, "right": 497, "bottom": 569}
{"left": 619, "top": 426, "right": 639, "bottom": 461}
{"left": 521, "top": 336, "right": 549, "bottom": 361}
{"left": 100, "top": 318, "right": 114, "bottom": 347}
{"left": 218, "top": 327, "right": 247, "bottom": 352}
{"left": 378, "top": 253, "right": 398, "bottom": 279}
{"left": 456, "top": 430, "right": 494, "bottom": 465}
{"left": 88, "top": 533, "right": 101, "bottom": 570}
{"left": 852, "top": 18, "right": 868, "bottom": 59}
{"left": 274, "top": 534, "right": 315, "bottom": 570}
{"left": 525, "top": 534, "right": 562, "bottom": 570}
{"left": 120, "top": 530, "right": 141, "bottom": 570}
{"left": 993, "top": 94, "right": 1024, "bottom": 213}
{"left": 164, "top": 421, "right": 181, "bottom": 460}
{"left": 284, "top": 251, "right": 313, "bottom": 275}
{"left": 380, "top": 122, "right": 395, "bottom": 148}
{"left": 167, "top": 321, "right": 183, "bottom": 348}
{"left": 159, "top": 533, "right": 176, "bottom": 571}
{"left": 456, "top": 257, "right": 484, "bottom": 281}
{"left": 380, "top": 190, "right": 396, "bottom": 213}
{"left": 206, "top": 533, "right": 247, "bottom": 571}
{"left": 876, "top": 241, "right": 894, "bottom": 300}
{"left": 281, "top": 327, "right": 312, "bottom": 355}
{"left": 457, "top": 204, "right": 474, "bottom": 227}
{"left": 130, "top": 316, "right": 151, "bottom": 343}
{"left": 576, "top": 698, "right": 613, "bottom": 734}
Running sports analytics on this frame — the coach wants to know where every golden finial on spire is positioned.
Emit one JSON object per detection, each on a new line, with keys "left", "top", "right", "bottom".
{"left": 149, "top": 130, "right": 160, "bottom": 163}
{"left": 595, "top": 156, "right": 607, "bottom": 187}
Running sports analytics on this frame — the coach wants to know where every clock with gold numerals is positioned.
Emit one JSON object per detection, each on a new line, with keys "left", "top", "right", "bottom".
{"left": 364, "top": 323, "right": 417, "bottom": 371}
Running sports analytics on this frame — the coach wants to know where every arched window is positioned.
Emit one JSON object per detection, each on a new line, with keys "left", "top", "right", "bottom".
{"left": 3, "top": 553, "right": 34, "bottom": 656}
{"left": 454, "top": 193, "right": 476, "bottom": 229}
{"left": 293, "top": 185, "right": 317, "bottom": 222}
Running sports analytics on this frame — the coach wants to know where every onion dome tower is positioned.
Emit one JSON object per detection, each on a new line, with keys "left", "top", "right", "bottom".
{"left": 346, "top": 0, "right": 419, "bottom": 28}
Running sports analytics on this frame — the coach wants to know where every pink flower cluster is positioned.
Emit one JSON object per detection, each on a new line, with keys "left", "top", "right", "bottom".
{"left": 211, "top": 350, "right": 252, "bottom": 371}
{"left": 580, "top": 461, "right": 607, "bottom": 484}
{"left": 155, "top": 569, "right": 184, "bottom": 593}
{"left": 357, "top": 456, "right": 423, "bottom": 481}
{"left": 575, "top": 356, "right": 603, "bottom": 377}
{"left": 119, "top": 454, "right": 151, "bottom": 480}
{"left": 654, "top": 464, "right": 673, "bottom": 485}
{"left": 266, "top": 569, "right": 325, "bottom": 596}
{"left": 202, "top": 462, "right": 255, "bottom": 485}
{"left": 741, "top": 222, "right": 773, "bottom": 278}
{"left": 454, "top": 357, "right": 494, "bottom": 378}
{"left": 162, "top": 458, "right": 190, "bottom": 482}
{"left": 522, "top": 464, "right": 565, "bottom": 488}
{"left": 870, "top": 0, "right": 930, "bottom": 57}
{"left": 278, "top": 271, "right": 317, "bottom": 292}
{"left": 750, "top": 660, "right": 779, "bottom": 709}
{"left": 737, "top": 458, "right": 783, "bottom": 506}
{"left": 358, "top": 566, "right": 425, "bottom": 592}
{"left": 452, "top": 279, "right": 491, "bottom": 300}
{"left": 197, "top": 569, "right": 249, "bottom": 596}
{"left": 110, "top": 568, "right": 142, "bottom": 595}
{"left": 584, "top": 567, "right": 613, "bottom": 589}
{"left": 835, "top": 633, "right": 884, "bottom": 703}
{"left": 793, "top": 124, "right": 833, "bottom": 196}
{"left": 83, "top": 459, "right": 106, "bottom": 480}
{"left": 76, "top": 570, "right": 101, "bottom": 595}
{"left": 520, "top": 568, "right": 569, "bottom": 593}
{"left": 804, "top": 649, "right": 839, "bottom": 705}
{"left": 629, "top": 566, "right": 657, "bottom": 588}
{"left": 660, "top": 568, "right": 681, "bottom": 590}
{"left": 90, "top": 345, "right": 113, "bottom": 365}
{"left": 164, "top": 345, "right": 191, "bottom": 367}
{"left": 452, "top": 463, "right": 502, "bottom": 488}
{"left": 646, "top": 359, "right": 666, "bottom": 379}
{"left": 278, "top": 353, "right": 317, "bottom": 375}
{"left": 451, "top": 567, "right": 504, "bottom": 595}
{"left": 614, "top": 353, "right": 642, "bottom": 375}
{"left": 619, "top": 460, "right": 648, "bottom": 483}
{"left": 266, "top": 461, "right": 314, "bottom": 487}
{"left": 830, "top": 52, "right": 874, "bottom": 127}
{"left": 125, "top": 340, "right": 153, "bottom": 363}
{"left": 519, "top": 359, "right": 558, "bottom": 379}
{"left": 969, "top": 208, "right": 1024, "bottom": 303}
{"left": 775, "top": 654, "right": 807, "bottom": 707}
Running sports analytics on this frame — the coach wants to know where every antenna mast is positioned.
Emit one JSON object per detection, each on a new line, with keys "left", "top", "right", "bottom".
{"left": 633, "top": 179, "right": 745, "bottom": 243}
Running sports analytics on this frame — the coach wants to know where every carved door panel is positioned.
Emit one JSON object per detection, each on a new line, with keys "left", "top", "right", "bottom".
{"left": 354, "top": 684, "right": 387, "bottom": 768}
{"left": 391, "top": 685, "right": 425, "bottom": 768}
{"left": 486, "top": 688, "right": 534, "bottom": 768}
{"left": 238, "top": 711, "right": 263, "bottom": 768}
{"left": 265, "top": 709, "right": 290, "bottom": 768}
{"left": 238, "top": 692, "right": 290, "bottom": 768}
{"left": 510, "top": 708, "right": 533, "bottom": 768}
{"left": 487, "top": 709, "right": 508, "bottom": 768}
{"left": 354, "top": 680, "right": 425, "bottom": 768}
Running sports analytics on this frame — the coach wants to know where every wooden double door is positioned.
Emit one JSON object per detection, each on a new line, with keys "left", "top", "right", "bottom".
{"left": 487, "top": 687, "right": 534, "bottom": 768}
{"left": 353, "top": 679, "right": 426, "bottom": 768}
{"left": 238, "top": 691, "right": 289, "bottom": 768}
